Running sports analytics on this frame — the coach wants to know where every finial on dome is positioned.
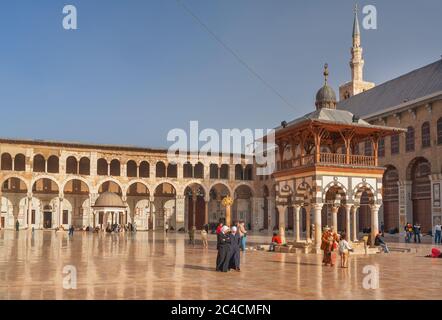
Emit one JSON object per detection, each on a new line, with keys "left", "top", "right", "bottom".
{"left": 315, "top": 63, "right": 337, "bottom": 110}
{"left": 323, "top": 63, "right": 329, "bottom": 85}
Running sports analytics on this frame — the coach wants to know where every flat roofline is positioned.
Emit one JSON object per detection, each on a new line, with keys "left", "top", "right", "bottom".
{"left": 362, "top": 91, "right": 442, "bottom": 121}
{"left": 0, "top": 137, "right": 247, "bottom": 159}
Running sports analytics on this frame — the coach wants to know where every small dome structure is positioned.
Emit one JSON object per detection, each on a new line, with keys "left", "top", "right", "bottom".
{"left": 315, "top": 63, "right": 337, "bottom": 110}
{"left": 93, "top": 192, "right": 126, "bottom": 208}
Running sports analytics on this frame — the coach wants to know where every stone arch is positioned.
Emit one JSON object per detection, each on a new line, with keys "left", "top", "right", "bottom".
{"left": 182, "top": 180, "right": 208, "bottom": 197}
{"left": 382, "top": 165, "right": 399, "bottom": 231}
{"left": 406, "top": 157, "right": 431, "bottom": 181}
{"left": 95, "top": 178, "right": 124, "bottom": 195}
{"left": 79, "top": 157, "right": 90, "bottom": 175}
{"left": 60, "top": 176, "right": 92, "bottom": 194}
{"left": 125, "top": 180, "right": 151, "bottom": 196}
{"left": 1, "top": 175, "right": 30, "bottom": 193}
{"left": 152, "top": 180, "right": 179, "bottom": 196}
{"left": 295, "top": 181, "right": 312, "bottom": 204}
{"left": 33, "top": 154, "right": 46, "bottom": 173}
{"left": 233, "top": 184, "right": 254, "bottom": 228}
{"left": 31, "top": 175, "right": 61, "bottom": 194}
{"left": 184, "top": 182, "right": 206, "bottom": 229}
{"left": 408, "top": 157, "right": 432, "bottom": 232}
{"left": 219, "top": 164, "right": 229, "bottom": 179}
{"left": 352, "top": 182, "right": 376, "bottom": 204}
{"left": 97, "top": 158, "right": 108, "bottom": 176}
{"left": 47, "top": 155, "right": 60, "bottom": 174}
{"left": 156, "top": 161, "right": 166, "bottom": 178}
{"left": 66, "top": 156, "right": 78, "bottom": 174}
{"left": 1, "top": 153, "right": 13, "bottom": 170}
{"left": 233, "top": 182, "right": 254, "bottom": 197}
{"left": 323, "top": 181, "right": 348, "bottom": 203}
{"left": 109, "top": 159, "right": 121, "bottom": 176}
{"left": 208, "top": 181, "right": 232, "bottom": 196}
{"left": 14, "top": 153, "right": 26, "bottom": 171}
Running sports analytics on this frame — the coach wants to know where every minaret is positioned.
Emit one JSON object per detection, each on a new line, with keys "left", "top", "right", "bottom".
{"left": 339, "top": 5, "right": 375, "bottom": 101}
{"left": 351, "top": 5, "right": 363, "bottom": 82}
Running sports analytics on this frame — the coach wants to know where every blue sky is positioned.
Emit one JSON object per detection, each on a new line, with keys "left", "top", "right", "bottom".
{"left": 0, "top": 0, "right": 441, "bottom": 149}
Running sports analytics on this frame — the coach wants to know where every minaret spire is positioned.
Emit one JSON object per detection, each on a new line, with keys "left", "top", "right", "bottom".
{"left": 352, "top": 4, "right": 360, "bottom": 40}
{"left": 338, "top": 4, "right": 375, "bottom": 101}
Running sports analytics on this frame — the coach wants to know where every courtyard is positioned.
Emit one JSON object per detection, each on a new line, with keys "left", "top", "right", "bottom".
{"left": 0, "top": 230, "right": 441, "bottom": 300}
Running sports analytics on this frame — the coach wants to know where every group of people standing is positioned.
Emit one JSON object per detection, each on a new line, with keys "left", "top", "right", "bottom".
{"left": 404, "top": 222, "right": 421, "bottom": 243}
{"left": 321, "top": 227, "right": 390, "bottom": 268}
{"left": 215, "top": 221, "right": 247, "bottom": 272}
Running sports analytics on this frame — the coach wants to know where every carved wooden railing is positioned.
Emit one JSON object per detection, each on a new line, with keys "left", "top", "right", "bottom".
{"left": 277, "top": 153, "right": 376, "bottom": 171}
{"left": 349, "top": 155, "right": 376, "bottom": 167}
{"left": 319, "top": 153, "right": 346, "bottom": 165}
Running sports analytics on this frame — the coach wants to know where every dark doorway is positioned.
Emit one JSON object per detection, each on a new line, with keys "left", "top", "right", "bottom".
{"left": 44, "top": 212, "right": 52, "bottom": 228}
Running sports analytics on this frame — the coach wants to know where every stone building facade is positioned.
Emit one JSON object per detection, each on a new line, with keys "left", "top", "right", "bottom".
{"left": 338, "top": 12, "right": 442, "bottom": 234}
{"left": 0, "top": 138, "right": 274, "bottom": 231}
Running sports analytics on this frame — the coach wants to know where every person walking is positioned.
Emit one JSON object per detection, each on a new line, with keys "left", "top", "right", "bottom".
{"left": 434, "top": 223, "right": 442, "bottom": 244}
{"left": 15, "top": 220, "right": 19, "bottom": 232}
{"left": 238, "top": 221, "right": 248, "bottom": 251}
{"left": 321, "top": 227, "right": 337, "bottom": 267}
{"left": 413, "top": 222, "right": 421, "bottom": 243}
{"left": 228, "top": 226, "right": 241, "bottom": 271}
{"left": 338, "top": 232, "right": 353, "bottom": 268}
{"left": 68, "top": 225, "right": 74, "bottom": 237}
{"left": 188, "top": 226, "right": 196, "bottom": 245}
{"left": 216, "top": 226, "right": 231, "bottom": 272}
{"left": 165, "top": 221, "right": 169, "bottom": 235}
{"left": 201, "top": 228, "right": 208, "bottom": 248}
{"left": 405, "top": 223, "right": 413, "bottom": 243}
{"left": 380, "top": 222, "right": 385, "bottom": 237}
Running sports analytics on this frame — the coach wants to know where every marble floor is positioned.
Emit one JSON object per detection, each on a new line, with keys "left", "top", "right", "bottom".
{"left": 0, "top": 230, "right": 441, "bottom": 300}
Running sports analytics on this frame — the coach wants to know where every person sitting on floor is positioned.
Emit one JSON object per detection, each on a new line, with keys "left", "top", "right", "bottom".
{"left": 269, "top": 232, "right": 282, "bottom": 251}
{"left": 426, "top": 248, "right": 442, "bottom": 258}
{"left": 374, "top": 233, "right": 390, "bottom": 253}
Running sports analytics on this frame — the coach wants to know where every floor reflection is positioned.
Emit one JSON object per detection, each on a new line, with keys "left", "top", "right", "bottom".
{"left": 0, "top": 230, "right": 440, "bottom": 300}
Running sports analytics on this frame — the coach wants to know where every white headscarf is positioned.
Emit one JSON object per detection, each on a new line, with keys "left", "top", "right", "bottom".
{"left": 221, "top": 226, "right": 229, "bottom": 234}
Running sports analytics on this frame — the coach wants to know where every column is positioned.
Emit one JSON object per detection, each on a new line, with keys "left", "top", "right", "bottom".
{"left": 225, "top": 204, "right": 232, "bottom": 227}
{"left": 268, "top": 198, "right": 275, "bottom": 232}
{"left": 331, "top": 206, "right": 339, "bottom": 232}
{"left": 345, "top": 204, "right": 352, "bottom": 240}
{"left": 204, "top": 199, "right": 209, "bottom": 225}
{"left": 192, "top": 194, "right": 197, "bottom": 228}
{"left": 58, "top": 197, "right": 64, "bottom": 227}
{"left": 370, "top": 204, "right": 381, "bottom": 246}
{"left": 294, "top": 205, "right": 301, "bottom": 242}
{"left": 27, "top": 194, "right": 32, "bottom": 229}
{"left": 398, "top": 180, "right": 413, "bottom": 229}
{"left": 313, "top": 203, "right": 324, "bottom": 252}
{"left": 175, "top": 195, "right": 185, "bottom": 231}
{"left": 305, "top": 205, "right": 311, "bottom": 242}
{"left": 277, "top": 205, "right": 286, "bottom": 244}
{"left": 351, "top": 205, "right": 358, "bottom": 242}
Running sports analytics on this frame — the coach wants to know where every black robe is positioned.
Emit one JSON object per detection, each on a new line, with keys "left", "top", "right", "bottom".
{"left": 228, "top": 233, "right": 241, "bottom": 270}
{"left": 216, "top": 232, "right": 231, "bottom": 272}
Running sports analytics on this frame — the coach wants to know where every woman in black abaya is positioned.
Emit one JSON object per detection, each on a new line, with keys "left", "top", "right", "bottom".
{"left": 216, "top": 226, "right": 231, "bottom": 272}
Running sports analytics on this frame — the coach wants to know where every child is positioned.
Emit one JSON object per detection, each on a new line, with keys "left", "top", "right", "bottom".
{"left": 339, "top": 233, "right": 353, "bottom": 268}
{"left": 201, "top": 229, "right": 208, "bottom": 248}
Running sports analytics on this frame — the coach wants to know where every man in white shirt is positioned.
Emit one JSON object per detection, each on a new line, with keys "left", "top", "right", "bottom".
{"left": 434, "top": 223, "right": 441, "bottom": 244}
